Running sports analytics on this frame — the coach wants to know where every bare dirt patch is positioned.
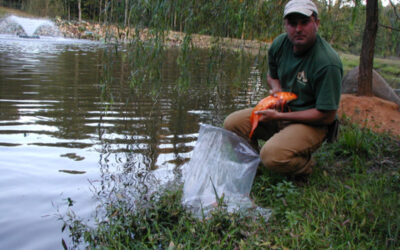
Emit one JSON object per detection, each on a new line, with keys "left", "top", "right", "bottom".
{"left": 338, "top": 94, "right": 400, "bottom": 137}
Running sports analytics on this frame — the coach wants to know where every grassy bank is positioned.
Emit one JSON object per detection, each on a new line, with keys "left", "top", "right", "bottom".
{"left": 63, "top": 118, "right": 400, "bottom": 249}
{"left": 0, "top": 6, "right": 36, "bottom": 18}
{"left": 341, "top": 53, "right": 400, "bottom": 89}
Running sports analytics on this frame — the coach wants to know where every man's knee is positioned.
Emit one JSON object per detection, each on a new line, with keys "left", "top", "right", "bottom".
{"left": 260, "top": 145, "right": 293, "bottom": 173}
{"left": 223, "top": 108, "right": 252, "bottom": 136}
{"left": 260, "top": 144, "right": 315, "bottom": 175}
{"left": 223, "top": 113, "right": 235, "bottom": 131}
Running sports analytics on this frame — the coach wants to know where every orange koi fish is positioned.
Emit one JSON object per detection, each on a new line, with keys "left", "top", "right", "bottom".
{"left": 249, "top": 92, "right": 297, "bottom": 139}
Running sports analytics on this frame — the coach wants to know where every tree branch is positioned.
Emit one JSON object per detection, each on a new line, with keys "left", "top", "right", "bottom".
{"left": 379, "top": 23, "right": 400, "bottom": 32}
{"left": 389, "top": 0, "right": 400, "bottom": 20}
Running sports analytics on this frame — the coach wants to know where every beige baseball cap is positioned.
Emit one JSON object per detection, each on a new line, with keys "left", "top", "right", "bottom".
{"left": 283, "top": 0, "right": 318, "bottom": 18}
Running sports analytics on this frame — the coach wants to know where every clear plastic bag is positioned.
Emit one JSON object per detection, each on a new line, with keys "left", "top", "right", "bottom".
{"left": 182, "top": 124, "right": 271, "bottom": 220}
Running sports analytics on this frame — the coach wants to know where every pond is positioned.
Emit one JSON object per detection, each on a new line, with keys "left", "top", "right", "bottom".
{"left": 0, "top": 34, "right": 268, "bottom": 249}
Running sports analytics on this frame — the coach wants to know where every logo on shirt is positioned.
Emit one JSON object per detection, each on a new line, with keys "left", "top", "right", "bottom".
{"left": 296, "top": 71, "right": 308, "bottom": 86}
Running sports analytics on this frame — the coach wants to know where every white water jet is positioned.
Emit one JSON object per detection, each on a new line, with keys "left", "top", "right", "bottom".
{"left": 0, "top": 15, "right": 60, "bottom": 37}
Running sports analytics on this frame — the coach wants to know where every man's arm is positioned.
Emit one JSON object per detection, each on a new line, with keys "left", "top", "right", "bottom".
{"left": 255, "top": 108, "right": 336, "bottom": 126}
{"left": 267, "top": 74, "right": 282, "bottom": 94}
{"left": 263, "top": 73, "right": 338, "bottom": 125}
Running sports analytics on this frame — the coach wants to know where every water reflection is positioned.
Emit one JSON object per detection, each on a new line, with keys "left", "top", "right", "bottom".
{"left": 0, "top": 34, "right": 268, "bottom": 249}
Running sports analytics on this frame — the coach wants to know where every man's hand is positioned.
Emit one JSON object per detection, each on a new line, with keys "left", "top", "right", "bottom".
{"left": 269, "top": 87, "right": 282, "bottom": 95}
{"left": 271, "top": 97, "right": 287, "bottom": 111}
{"left": 255, "top": 109, "right": 281, "bottom": 123}
{"left": 267, "top": 75, "right": 282, "bottom": 95}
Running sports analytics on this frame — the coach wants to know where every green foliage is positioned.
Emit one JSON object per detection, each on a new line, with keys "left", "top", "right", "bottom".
{"left": 315, "top": 116, "right": 400, "bottom": 176}
{"left": 376, "top": 3, "right": 400, "bottom": 57}
{"left": 121, "top": 0, "right": 286, "bottom": 40}
{"left": 62, "top": 186, "right": 269, "bottom": 249}
{"left": 3, "top": 0, "right": 400, "bottom": 56}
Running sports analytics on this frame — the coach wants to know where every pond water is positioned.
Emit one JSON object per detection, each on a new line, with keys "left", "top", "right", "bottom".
{"left": 0, "top": 34, "right": 268, "bottom": 249}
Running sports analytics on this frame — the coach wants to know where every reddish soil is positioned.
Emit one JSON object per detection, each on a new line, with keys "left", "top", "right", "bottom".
{"left": 338, "top": 94, "right": 400, "bottom": 138}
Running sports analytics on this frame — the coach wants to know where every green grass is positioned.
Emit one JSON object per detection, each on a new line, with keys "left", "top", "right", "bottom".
{"left": 252, "top": 118, "right": 400, "bottom": 249}
{"left": 62, "top": 119, "right": 400, "bottom": 249}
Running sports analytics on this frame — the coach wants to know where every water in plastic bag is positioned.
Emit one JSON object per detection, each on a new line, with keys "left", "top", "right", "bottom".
{"left": 182, "top": 124, "right": 271, "bottom": 220}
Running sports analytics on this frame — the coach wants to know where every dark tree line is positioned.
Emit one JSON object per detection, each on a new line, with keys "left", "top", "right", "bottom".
{"left": 1, "top": 0, "right": 398, "bottom": 58}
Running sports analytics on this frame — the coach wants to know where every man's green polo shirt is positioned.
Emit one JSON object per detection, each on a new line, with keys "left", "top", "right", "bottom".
{"left": 268, "top": 33, "right": 343, "bottom": 111}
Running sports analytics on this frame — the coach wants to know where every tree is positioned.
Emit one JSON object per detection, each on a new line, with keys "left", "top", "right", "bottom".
{"left": 124, "top": 0, "right": 129, "bottom": 27}
{"left": 78, "top": 0, "right": 82, "bottom": 22}
{"left": 358, "top": 0, "right": 378, "bottom": 96}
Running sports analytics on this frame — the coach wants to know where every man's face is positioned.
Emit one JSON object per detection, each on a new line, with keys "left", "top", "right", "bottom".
{"left": 284, "top": 13, "right": 319, "bottom": 51}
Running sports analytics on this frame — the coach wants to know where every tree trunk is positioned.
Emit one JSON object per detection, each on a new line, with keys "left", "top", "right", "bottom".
{"left": 110, "top": 0, "right": 113, "bottom": 23}
{"left": 68, "top": 1, "right": 71, "bottom": 21}
{"left": 45, "top": 0, "right": 49, "bottom": 16}
{"left": 99, "top": 0, "right": 102, "bottom": 23}
{"left": 358, "top": 0, "right": 378, "bottom": 96}
{"left": 104, "top": 0, "right": 108, "bottom": 23}
{"left": 78, "top": 0, "right": 82, "bottom": 22}
{"left": 124, "top": 0, "right": 129, "bottom": 27}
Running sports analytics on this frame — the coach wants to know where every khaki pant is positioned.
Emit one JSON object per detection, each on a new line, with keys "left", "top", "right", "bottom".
{"left": 223, "top": 108, "right": 328, "bottom": 175}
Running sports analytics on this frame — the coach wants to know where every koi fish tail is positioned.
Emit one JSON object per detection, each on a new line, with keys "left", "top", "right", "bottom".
{"left": 248, "top": 115, "right": 259, "bottom": 139}
{"left": 279, "top": 100, "right": 286, "bottom": 112}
